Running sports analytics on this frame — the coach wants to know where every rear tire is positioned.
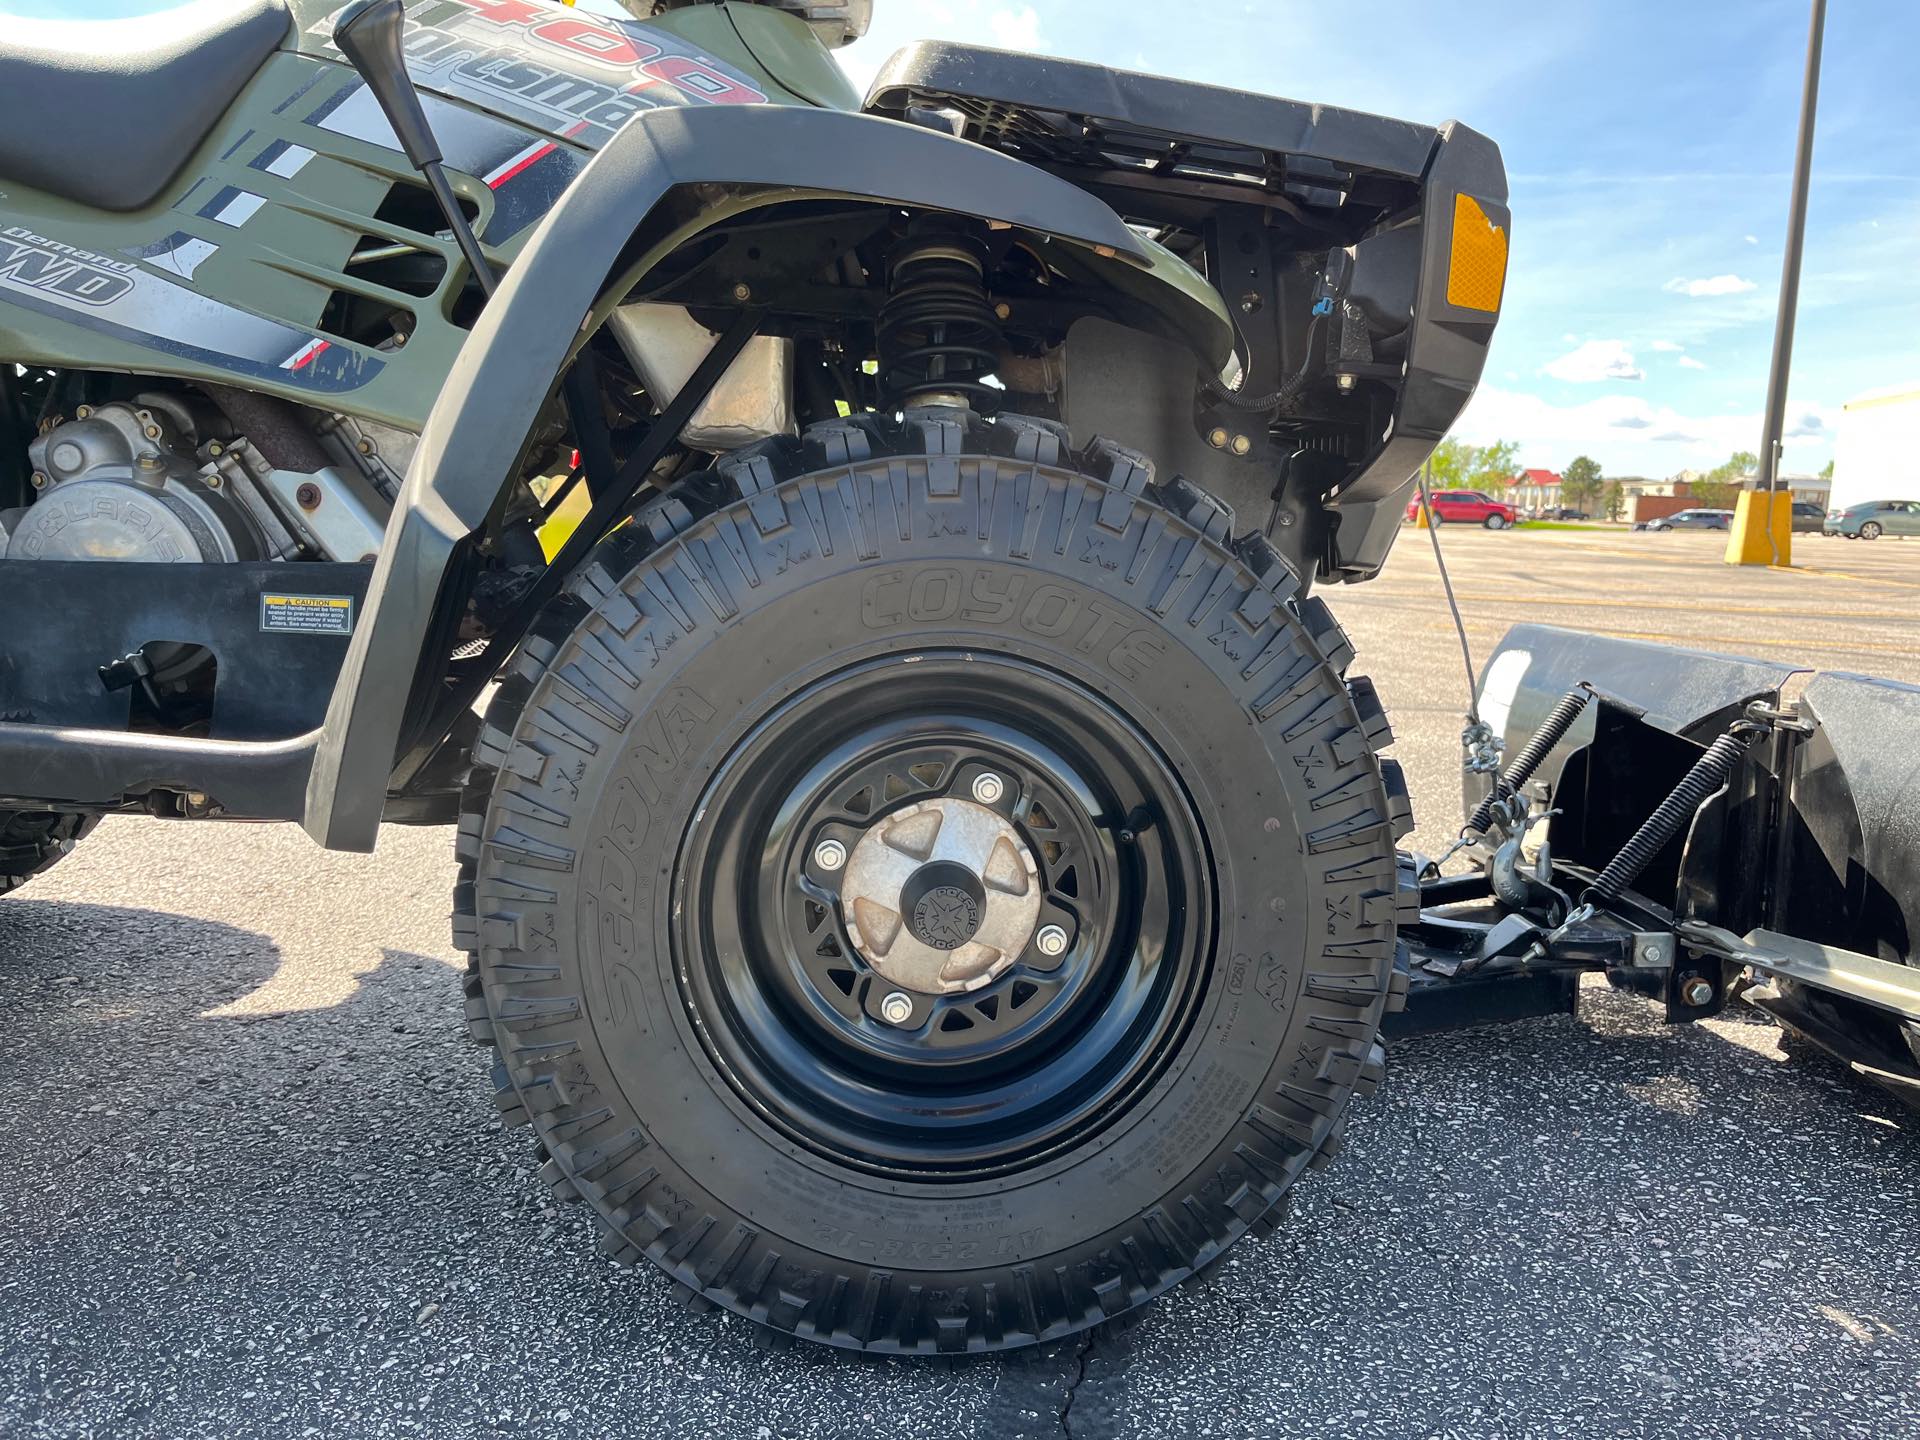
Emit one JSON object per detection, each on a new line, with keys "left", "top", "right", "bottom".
{"left": 455, "top": 409, "right": 1411, "bottom": 1353}
{"left": 0, "top": 810, "right": 96, "bottom": 898}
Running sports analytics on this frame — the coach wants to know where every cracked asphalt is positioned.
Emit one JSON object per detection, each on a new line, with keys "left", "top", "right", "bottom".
{"left": 3, "top": 528, "right": 1918, "bottom": 1437}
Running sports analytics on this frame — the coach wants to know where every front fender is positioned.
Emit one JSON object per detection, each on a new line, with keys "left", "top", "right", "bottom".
{"left": 304, "top": 102, "right": 1234, "bottom": 850}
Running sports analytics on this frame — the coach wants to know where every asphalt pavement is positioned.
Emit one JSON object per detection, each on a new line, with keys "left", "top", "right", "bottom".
{"left": 3, "top": 526, "right": 1917, "bottom": 1438}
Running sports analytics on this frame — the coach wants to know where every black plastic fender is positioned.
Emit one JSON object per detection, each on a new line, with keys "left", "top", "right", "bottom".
{"left": 304, "top": 101, "right": 1238, "bottom": 850}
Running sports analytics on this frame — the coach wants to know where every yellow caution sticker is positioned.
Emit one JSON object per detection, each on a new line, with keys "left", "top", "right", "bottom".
{"left": 1447, "top": 193, "right": 1508, "bottom": 313}
{"left": 260, "top": 593, "right": 354, "bottom": 635}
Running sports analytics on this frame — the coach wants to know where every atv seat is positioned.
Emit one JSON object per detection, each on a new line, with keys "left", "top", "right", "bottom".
{"left": 0, "top": 0, "right": 290, "bottom": 213}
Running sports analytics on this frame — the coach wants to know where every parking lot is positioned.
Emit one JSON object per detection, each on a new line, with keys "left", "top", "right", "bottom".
{"left": 3, "top": 527, "right": 1917, "bottom": 1439}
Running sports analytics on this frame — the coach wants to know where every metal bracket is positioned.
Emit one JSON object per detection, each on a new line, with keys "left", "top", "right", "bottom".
{"left": 1677, "top": 922, "right": 1920, "bottom": 1025}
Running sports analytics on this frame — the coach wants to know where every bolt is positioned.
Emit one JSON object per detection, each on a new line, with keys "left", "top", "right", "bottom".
{"left": 731, "top": 282, "right": 753, "bottom": 302}
{"left": 1641, "top": 941, "right": 1666, "bottom": 965}
{"left": 1230, "top": 434, "right": 1252, "bottom": 456}
{"left": 206, "top": 441, "right": 223, "bottom": 457}
{"left": 971, "top": 772, "right": 1005, "bottom": 804}
{"left": 1275, "top": 509, "right": 1296, "bottom": 527}
{"left": 880, "top": 991, "right": 914, "bottom": 1025}
{"left": 1681, "top": 976, "right": 1715, "bottom": 1007}
{"left": 994, "top": 301, "right": 1011, "bottom": 320}
{"left": 1036, "top": 924, "right": 1068, "bottom": 956}
{"left": 357, "top": 437, "right": 375, "bottom": 455}
{"left": 1207, "top": 427, "right": 1229, "bottom": 449}
{"left": 74, "top": 405, "right": 92, "bottom": 420}
{"left": 143, "top": 424, "right": 163, "bottom": 440}
{"left": 1335, "top": 373, "right": 1357, "bottom": 393}
{"left": 295, "top": 482, "right": 323, "bottom": 510}
{"left": 29, "top": 471, "right": 47, "bottom": 489}
{"left": 813, "top": 838, "right": 847, "bottom": 871}
{"left": 203, "top": 469, "right": 221, "bottom": 488}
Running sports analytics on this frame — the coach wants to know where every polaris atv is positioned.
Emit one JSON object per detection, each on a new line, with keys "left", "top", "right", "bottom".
{"left": 24, "top": 0, "right": 1905, "bottom": 1361}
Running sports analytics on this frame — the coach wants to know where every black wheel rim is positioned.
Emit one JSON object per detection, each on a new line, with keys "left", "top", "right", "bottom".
{"left": 673, "top": 652, "right": 1214, "bottom": 1180}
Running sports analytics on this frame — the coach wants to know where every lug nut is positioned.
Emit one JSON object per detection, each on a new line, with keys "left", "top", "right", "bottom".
{"left": 813, "top": 838, "right": 847, "bottom": 871}
{"left": 971, "top": 772, "right": 1005, "bottom": 804}
{"left": 880, "top": 991, "right": 914, "bottom": 1025}
{"left": 1681, "top": 976, "right": 1715, "bottom": 1007}
{"left": 1036, "top": 924, "right": 1068, "bottom": 956}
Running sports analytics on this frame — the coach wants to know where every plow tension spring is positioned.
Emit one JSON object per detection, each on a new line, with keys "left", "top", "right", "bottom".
{"left": 1585, "top": 728, "right": 1757, "bottom": 907}
{"left": 1464, "top": 684, "right": 1592, "bottom": 836}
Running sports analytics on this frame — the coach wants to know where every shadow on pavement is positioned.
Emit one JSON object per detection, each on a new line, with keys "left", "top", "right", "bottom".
{"left": 3, "top": 898, "right": 1917, "bottom": 1438}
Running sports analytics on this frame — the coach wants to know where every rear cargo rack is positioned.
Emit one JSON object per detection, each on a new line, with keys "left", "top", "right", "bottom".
{"left": 865, "top": 42, "right": 1439, "bottom": 234}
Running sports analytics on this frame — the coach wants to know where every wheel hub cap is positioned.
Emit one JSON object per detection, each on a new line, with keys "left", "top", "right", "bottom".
{"left": 840, "top": 797, "right": 1041, "bottom": 994}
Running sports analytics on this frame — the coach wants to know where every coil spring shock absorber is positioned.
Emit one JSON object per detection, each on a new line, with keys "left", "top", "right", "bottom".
{"left": 878, "top": 221, "right": 1003, "bottom": 411}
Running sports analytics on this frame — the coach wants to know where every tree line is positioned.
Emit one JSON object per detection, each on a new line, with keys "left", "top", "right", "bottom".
{"left": 1428, "top": 439, "right": 1772, "bottom": 521}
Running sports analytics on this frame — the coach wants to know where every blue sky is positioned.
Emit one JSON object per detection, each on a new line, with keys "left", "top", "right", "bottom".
{"left": 834, "top": 0, "right": 1920, "bottom": 479}
{"left": 15, "top": 1, "right": 1916, "bottom": 479}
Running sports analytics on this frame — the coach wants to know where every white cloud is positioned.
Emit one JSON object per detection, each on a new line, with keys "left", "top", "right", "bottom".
{"left": 1452, "top": 384, "right": 1834, "bottom": 473}
{"left": 838, "top": 1, "right": 1043, "bottom": 86}
{"left": 1744, "top": 234, "right": 1759, "bottom": 244}
{"left": 1543, "top": 339, "right": 1643, "bottom": 383}
{"left": 1648, "top": 339, "right": 1684, "bottom": 352}
{"left": 1677, "top": 354, "right": 1708, "bottom": 370}
{"left": 1664, "top": 274, "right": 1758, "bottom": 297}
{"left": 987, "top": 4, "right": 1045, "bottom": 50}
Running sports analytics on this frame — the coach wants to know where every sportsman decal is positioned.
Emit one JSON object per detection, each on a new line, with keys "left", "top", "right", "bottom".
{"left": 2, "top": 224, "right": 381, "bottom": 396}
{"left": 309, "top": 0, "right": 767, "bottom": 153}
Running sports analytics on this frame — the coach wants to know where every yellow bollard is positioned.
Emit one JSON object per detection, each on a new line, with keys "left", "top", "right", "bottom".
{"left": 1723, "top": 489, "right": 1793, "bottom": 566}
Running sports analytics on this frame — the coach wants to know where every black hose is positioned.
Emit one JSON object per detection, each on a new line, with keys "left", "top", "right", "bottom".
{"left": 1199, "top": 312, "right": 1327, "bottom": 415}
{"left": 1465, "top": 686, "right": 1592, "bottom": 835}
{"left": 1584, "top": 730, "right": 1756, "bottom": 906}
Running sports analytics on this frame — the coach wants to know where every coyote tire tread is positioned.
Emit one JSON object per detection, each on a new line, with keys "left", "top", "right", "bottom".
{"left": 455, "top": 408, "right": 1408, "bottom": 1353}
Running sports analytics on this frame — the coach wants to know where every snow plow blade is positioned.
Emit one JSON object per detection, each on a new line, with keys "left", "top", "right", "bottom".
{"left": 1389, "top": 625, "right": 1919, "bottom": 1106}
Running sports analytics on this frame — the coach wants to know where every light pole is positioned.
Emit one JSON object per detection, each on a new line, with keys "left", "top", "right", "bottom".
{"left": 1740, "top": 0, "right": 1827, "bottom": 565}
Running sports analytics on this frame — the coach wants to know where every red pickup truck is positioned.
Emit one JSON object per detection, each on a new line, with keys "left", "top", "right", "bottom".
{"left": 1406, "top": 489, "right": 1519, "bottom": 528}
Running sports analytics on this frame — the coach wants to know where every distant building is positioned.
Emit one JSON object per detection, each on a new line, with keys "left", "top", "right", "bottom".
{"left": 1833, "top": 383, "right": 1920, "bottom": 511}
{"left": 1508, "top": 468, "right": 1563, "bottom": 512}
{"left": 1613, "top": 475, "right": 1670, "bottom": 503}
{"left": 1733, "top": 469, "right": 1832, "bottom": 504}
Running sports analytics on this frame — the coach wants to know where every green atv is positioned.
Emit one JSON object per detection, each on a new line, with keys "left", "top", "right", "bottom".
{"left": 0, "top": 0, "right": 1508, "bottom": 1351}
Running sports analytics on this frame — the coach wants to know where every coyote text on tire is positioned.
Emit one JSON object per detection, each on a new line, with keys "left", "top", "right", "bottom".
{"left": 0, "top": 0, "right": 1504, "bottom": 1352}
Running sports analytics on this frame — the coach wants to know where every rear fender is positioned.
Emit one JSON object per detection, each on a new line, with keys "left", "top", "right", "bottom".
{"left": 304, "top": 101, "right": 1235, "bottom": 850}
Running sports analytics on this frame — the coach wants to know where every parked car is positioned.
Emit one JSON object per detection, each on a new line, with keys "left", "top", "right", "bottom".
{"left": 1826, "top": 498, "right": 1920, "bottom": 539}
{"left": 1406, "top": 490, "right": 1519, "bottom": 528}
{"left": 1644, "top": 508, "right": 1735, "bottom": 532}
{"left": 1791, "top": 501, "right": 1826, "bottom": 533}
{"left": 1546, "top": 506, "right": 1590, "bottom": 521}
